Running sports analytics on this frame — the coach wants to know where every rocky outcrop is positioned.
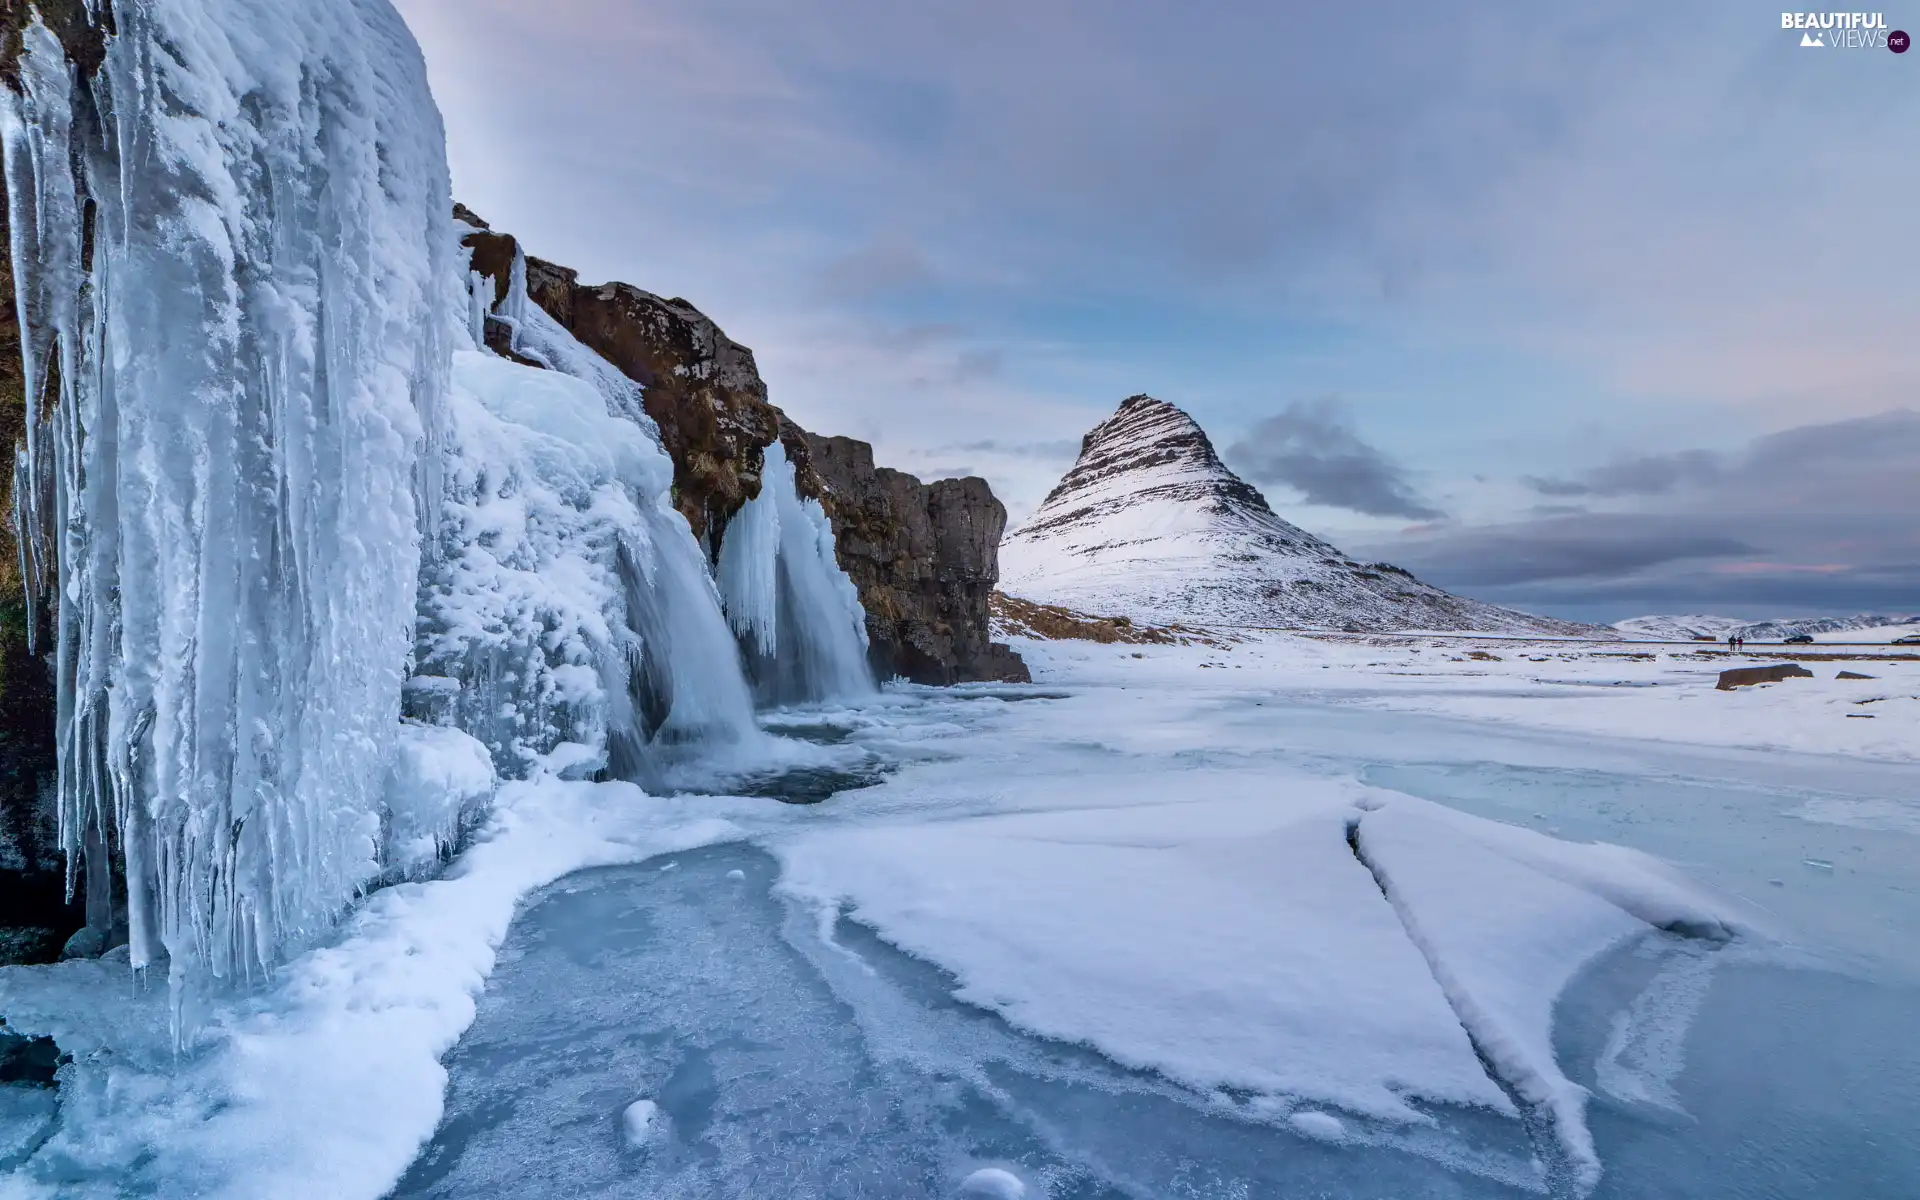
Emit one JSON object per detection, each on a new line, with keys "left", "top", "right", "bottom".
{"left": 457, "top": 208, "right": 1026, "bottom": 684}
{"left": 803, "top": 434, "right": 1028, "bottom": 683}
{"left": 1716, "top": 663, "right": 1814, "bottom": 691}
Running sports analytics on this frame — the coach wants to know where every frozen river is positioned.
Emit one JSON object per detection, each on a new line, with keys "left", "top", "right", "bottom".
{"left": 389, "top": 688, "right": 1920, "bottom": 1200}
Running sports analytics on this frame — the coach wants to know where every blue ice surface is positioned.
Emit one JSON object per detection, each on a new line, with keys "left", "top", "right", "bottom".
{"left": 389, "top": 842, "right": 1534, "bottom": 1200}
{"left": 386, "top": 696, "right": 1920, "bottom": 1199}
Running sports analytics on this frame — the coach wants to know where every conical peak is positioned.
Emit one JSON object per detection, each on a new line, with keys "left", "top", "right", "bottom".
{"left": 1044, "top": 393, "right": 1270, "bottom": 515}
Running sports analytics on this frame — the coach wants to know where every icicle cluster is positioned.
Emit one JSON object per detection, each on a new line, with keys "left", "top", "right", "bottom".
{"left": 0, "top": 0, "right": 875, "bottom": 996}
{"left": 716, "top": 442, "right": 875, "bottom": 704}
{"left": 1, "top": 1, "right": 451, "bottom": 986}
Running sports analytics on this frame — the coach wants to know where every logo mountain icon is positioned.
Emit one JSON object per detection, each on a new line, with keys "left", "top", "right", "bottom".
{"left": 1800, "top": 31, "right": 1825, "bottom": 46}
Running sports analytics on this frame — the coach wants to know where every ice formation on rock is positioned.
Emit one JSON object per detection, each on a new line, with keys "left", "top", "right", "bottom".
{"left": 0, "top": 0, "right": 850, "bottom": 996}
{"left": 412, "top": 349, "right": 758, "bottom": 784}
{"left": 716, "top": 441, "right": 874, "bottom": 703}
{"left": 437, "top": 237, "right": 762, "bottom": 780}
{"left": 2, "top": 1, "right": 451, "bottom": 988}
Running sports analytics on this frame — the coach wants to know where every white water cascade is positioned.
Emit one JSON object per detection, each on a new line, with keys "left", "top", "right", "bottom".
{"left": 0, "top": 0, "right": 814, "bottom": 997}
{"left": 715, "top": 441, "right": 876, "bottom": 704}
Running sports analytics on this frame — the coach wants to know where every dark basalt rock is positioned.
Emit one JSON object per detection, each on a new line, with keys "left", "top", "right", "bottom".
{"left": 802, "top": 433, "right": 1029, "bottom": 684}
{"left": 457, "top": 210, "right": 1026, "bottom": 685}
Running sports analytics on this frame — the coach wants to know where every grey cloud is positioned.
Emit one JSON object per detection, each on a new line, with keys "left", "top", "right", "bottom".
{"left": 874, "top": 323, "right": 967, "bottom": 351}
{"left": 1377, "top": 515, "right": 1758, "bottom": 588}
{"left": 816, "top": 241, "right": 936, "bottom": 302}
{"left": 1360, "top": 410, "right": 1920, "bottom": 619}
{"left": 942, "top": 438, "right": 1082, "bottom": 460}
{"left": 1227, "top": 399, "right": 1442, "bottom": 521}
{"left": 952, "top": 348, "right": 1004, "bottom": 383}
{"left": 1524, "top": 449, "right": 1721, "bottom": 498}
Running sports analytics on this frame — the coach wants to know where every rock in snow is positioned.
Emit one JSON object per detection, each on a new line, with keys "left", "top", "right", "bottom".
{"left": 1000, "top": 396, "right": 1592, "bottom": 634}
{"left": 1716, "top": 663, "right": 1815, "bottom": 691}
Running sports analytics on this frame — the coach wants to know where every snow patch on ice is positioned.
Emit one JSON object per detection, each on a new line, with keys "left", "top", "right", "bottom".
{"left": 1289, "top": 1110, "right": 1348, "bottom": 1142}
{"left": 1594, "top": 945, "right": 1716, "bottom": 1116}
{"left": 1349, "top": 798, "right": 1729, "bottom": 1192}
{"left": 381, "top": 724, "right": 496, "bottom": 882}
{"left": 620, "top": 1098, "right": 662, "bottom": 1147}
{"left": 778, "top": 784, "right": 1511, "bottom": 1124}
{"left": 956, "top": 1166, "right": 1028, "bottom": 1199}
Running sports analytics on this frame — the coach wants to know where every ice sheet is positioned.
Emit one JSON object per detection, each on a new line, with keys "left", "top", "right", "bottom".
{"left": 780, "top": 785, "right": 1512, "bottom": 1123}
{"left": 1355, "top": 801, "right": 1648, "bottom": 1190}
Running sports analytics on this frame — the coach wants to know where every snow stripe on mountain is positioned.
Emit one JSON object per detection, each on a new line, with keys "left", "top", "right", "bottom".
{"left": 998, "top": 395, "right": 1591, "bottom": 635}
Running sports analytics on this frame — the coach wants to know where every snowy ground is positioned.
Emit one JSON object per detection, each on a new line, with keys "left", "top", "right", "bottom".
{"left": 1014, "top": 629, "right": 1920, "bottom": 764}
{"left": 2, "top": 635, "right": 1916, "bottom": 1198}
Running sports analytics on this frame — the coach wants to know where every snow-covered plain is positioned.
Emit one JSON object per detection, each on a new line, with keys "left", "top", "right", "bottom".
{"left": 6, "top": 631, "right": 1914, "bottom": 1198}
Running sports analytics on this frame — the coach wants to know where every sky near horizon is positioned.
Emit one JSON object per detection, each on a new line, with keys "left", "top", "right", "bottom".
{"left": 393, "top": 0, "right": 1918, "bottom": 622}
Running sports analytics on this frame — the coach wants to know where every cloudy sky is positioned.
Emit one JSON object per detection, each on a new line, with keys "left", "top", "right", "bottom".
{"left": 394, "top": 0, "right": 1918, "bottom": 622}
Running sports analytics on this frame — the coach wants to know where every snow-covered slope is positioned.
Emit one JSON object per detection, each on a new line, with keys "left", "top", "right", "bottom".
{"left": 999, "top": 396, "right": 1590, "bottom": 634}
{"left": 1615, "top": 613, "right": 1920, "bottom": 642}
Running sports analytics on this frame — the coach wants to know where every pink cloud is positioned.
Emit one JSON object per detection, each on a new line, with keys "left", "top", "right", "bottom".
{"left": 1708, "top": 561, "right": 1852, "bottom": 576}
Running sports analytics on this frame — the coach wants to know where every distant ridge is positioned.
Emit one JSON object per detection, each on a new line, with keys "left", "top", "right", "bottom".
{"left": 1614, "top": 613, "right": 1920, "bottom": 641}
{"left": 998, "top": 395, "right": 1594, "bottom": 635}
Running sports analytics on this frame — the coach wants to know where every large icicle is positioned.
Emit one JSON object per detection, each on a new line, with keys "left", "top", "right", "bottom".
{"left": 1, "top": 1, "right": 452, "bottom": 990}
{"left": 716, "top": 441, "right": 875, "bottom": 704}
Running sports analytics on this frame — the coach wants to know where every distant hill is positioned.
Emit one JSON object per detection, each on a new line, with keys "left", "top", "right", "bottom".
{"left": 1614, "top": 613, "right": 1920, "bottom": 641}
{"left": 998, "top": 395, "right": 1595, "bottom": 635}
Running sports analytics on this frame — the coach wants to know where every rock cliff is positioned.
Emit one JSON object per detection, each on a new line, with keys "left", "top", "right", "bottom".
{"left": 457, "top": 208, "right": 1027, "bottom": 684}
{"left": 802, "top": 434, "right": 1028, "bottom": 684}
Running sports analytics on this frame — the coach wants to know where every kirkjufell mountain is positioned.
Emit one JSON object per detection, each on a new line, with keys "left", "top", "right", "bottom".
{"left": 999, "top": 396, "right": 1592, "bottom": 634}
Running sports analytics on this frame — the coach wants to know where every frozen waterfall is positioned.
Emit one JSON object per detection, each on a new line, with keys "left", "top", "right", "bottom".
{"left": 0, "top": 0, "right": 799, "bottom": 997}
{"left": 716, "top": 442, "right": 875, "bottom": 704}
{"left": 441, "top": 234, "right": 763, "bottom": 782}
{"left": 2, "top": 2, "right": 450, "bottom": 990}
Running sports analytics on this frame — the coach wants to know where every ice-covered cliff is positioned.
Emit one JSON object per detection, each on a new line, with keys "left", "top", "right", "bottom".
{"left": 0, "top": 0, "right": 870, "bottom": 993}
{"left": 1000, "top": 396, "right": 1591, "bottom": 635}
{"left": 457, "top": 211, "right": 1028, "bottom": 685}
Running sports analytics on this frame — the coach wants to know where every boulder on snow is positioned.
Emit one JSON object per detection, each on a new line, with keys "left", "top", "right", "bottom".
{"left": 1716, "top": 663, "right": 1815, "bottom": 690}
{"left": 1836, "top": 670, "right": 1877, "bottom": 680}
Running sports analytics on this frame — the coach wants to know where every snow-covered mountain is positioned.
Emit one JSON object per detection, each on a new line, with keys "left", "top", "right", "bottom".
{"left": 998, "top": 395, "right": 1592, "bottom": 635}
{"left": 1615, "top": 613, "right": 1920, "bottom": 641}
